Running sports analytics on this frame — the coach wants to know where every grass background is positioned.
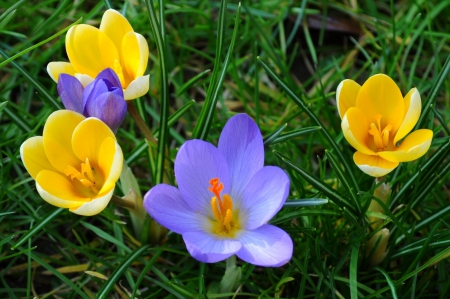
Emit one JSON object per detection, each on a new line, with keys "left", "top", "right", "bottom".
{"left": 1, "top": 0, "right": 450, "bottom": 298}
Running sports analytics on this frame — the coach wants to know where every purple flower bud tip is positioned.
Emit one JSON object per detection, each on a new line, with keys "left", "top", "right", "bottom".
{"left": 57, "top": 74, "right": 84, "bottom": 114}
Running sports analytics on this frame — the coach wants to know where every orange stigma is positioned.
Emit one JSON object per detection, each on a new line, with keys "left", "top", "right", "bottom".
{"left": 208, "top": 178, "right": 238, "bottom": 236}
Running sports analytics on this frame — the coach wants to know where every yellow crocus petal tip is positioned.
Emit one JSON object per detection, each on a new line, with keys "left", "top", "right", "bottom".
{"left": 353, "top": 152, "right": 399, "bottom": 177}
{"left": 124, "top": 75, "right": 150, "bottom": 100}
{"left": 336, "top": 79, "right": 361, "bottom": 119}
{"left": 47, "top": 62, "right": 76, "bottom": 82}
{"left": 70, "top": 188, "right": 115, "bottom": 216}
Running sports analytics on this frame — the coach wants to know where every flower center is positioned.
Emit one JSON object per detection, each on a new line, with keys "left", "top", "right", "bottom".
{"left": 368, "top": 114, "right": 393, "bottom": 151}
{"left": 208, "top": 178, "right": 239, "bottom": 237}
{"left": 64, "top": 158, "right": 100, "bottom": 195}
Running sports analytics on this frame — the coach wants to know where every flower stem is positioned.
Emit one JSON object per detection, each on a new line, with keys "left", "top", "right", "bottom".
{"left": 226, "top": 255, "right": 236, "bottom": 269}
{"left": 127, "top": 101, "right": 157, "bottom": 145}
{"left": 110, "top": 194, "right": 136, "bottom": 210}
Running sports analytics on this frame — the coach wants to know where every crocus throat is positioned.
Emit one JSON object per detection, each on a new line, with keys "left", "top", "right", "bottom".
{"left": 368, "top": 114, "right": 393, "bottom": 150}
{"left": 64, "top": 158, "right": 100, "bottom": 195}
{"left": 208, "top": 178, "right": 239, "bottom": 237}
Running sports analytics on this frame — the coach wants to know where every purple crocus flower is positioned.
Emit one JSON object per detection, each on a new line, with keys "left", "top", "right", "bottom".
{"left": 57, "top": 68, "right": 127, "bottom": 133}
{"left": 144, "top": 114, "right": 293, "bottom": 267}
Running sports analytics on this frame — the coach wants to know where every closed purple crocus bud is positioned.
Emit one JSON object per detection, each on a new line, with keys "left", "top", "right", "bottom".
{"left": 57, "top": 68, "right": 127, "bottom": 133}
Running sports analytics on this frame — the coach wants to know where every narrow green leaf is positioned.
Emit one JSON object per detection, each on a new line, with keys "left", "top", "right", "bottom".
{"left": 0, "top": 101, "right": 7, "bottom": 112}
{"left": 349, "top": 242, "right": 359, "bottom": 299}
{"left": 257, "top": 56, "right": 359, "bottom": 195}
{"left": 80, "top": 221, "right": 131, "bottom": 253}
{"left": 430, "top": 104, "right": 450, "bottom": 135}
{"left": 263, "top": 123, "right": 287, "bottom": 145}
{"left": 374, "top": 268, "right": 398, "bottom": 299}
{"left": 193, "top": 3, "right": 241, "bottom": 140}
{"left": 283, "top": 198, "right": 328, "bottom": 207}
{"left": 274, "top": 151, "right": 355, "bottom": 213}
{"left": 12, "top": 208, "right": 64, "bottom": 249}
{"left": 391, "top": 139, "right": 450, "bottom": 207}
{"left": 0, "top": 47, "right": 61, "bottom": 109}
{"left": 96, "top": 245, "right": 150, "bottom": 298}
{"left": 0, "top": 18, "right": 82, "bottom": 69}
{"left": 31, "top": 252, "right": 90, "bottom": 299}
{"left": 176, "top": 69, "right": 210, "bottom": 96}
{"left": 409, "top": 160, "right": 450, "bottom": 209}
{"left": 325, "top": 149, "right": 360, "bottom": 212}
{"left": 131, "top": 248, "right": 163, "bottom": 298}
{"left": 416, "top": 52, "right": 450, "bottom": 128}
{"left": 145, "top": 0, "right": 169, "bottom": 185}
{"left": 0, "top": 9, "right": 15, "bottom": 30}
{"left": 270, "top": 126, "right": 321, "bottom": 145}
{"left": 366, "top": 246, "right": 450, "bottom": 299}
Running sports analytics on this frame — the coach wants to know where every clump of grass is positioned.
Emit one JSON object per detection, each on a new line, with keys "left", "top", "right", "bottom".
{"left": 1, "top": 0, "right": 450, "bottom": 298}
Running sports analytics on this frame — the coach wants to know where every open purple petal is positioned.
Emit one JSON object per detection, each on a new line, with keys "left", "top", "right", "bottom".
{"left": 57, "top": 74, "right": 84, "bottom": 113}
{"left": 175, "top": 140, "right": 231, "bottom": 217}
{"left": 218, "top": 114, "right": 264, "bottom": 203}
{"left": 183, "top": 230, "right": 241, "bottom": 263}
{"left": 236, "top": 225, "right": 293, "bottom": 267}
{"left": 84, "top": 92, "right": 127, "bottom": 133}
{"left": 143, "top": 184, "right": 208, "bottom": 234}
{"left": 240, "top": 166, "right": 290, "bottom": 230}
{"left": 82, "top": 78, "right": 109, "bottom": 114}
{"left": 96, "top": 68, "right": 123, "bottom": 94}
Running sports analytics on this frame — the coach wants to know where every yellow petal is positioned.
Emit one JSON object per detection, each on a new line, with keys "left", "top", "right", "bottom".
{"left": 342, "top": 107, "right": 376, "bottom": 155}
{"left": 122, "top": 32, "right": 149, "bottom": 86}
{"left": 353, "top": 152, "right": 399, "bottom": 177}
{"left": 394, "top": 88, "right": 421, "bottom": 144}
{"left": 97, "top": 137, "right": 123, "bottom": 194}
{"left": 66, "top": 24, "right": 119, "bottom": 79}
{"left": 47, "top": 62, "right": 76, "bottom": 82}
{"left": 43, "top": 110, "right": 85, "bottom": 172}
{"left": 75, "top": 73, "right": 94, "bottom": 87}
{"left": 71, "top": 117, "right": 116, "bottom": 167}
{"left": 123, "top": 75, "right": 150, "bottom": 100}
{"left": 355, "top": 74, "right": 404, "bottom": 134}
{"left": 99, "top": 9, "right": 133, "bottom": 61}
{"left": 36, "top": 170, "right": 90, "bottom": 208}
{"left": 336, "top": 79, "right": 361, "bottom": 119}
{"left": 69, "top": 187, "right": 114, "bottom": 216}
{"left": 378, "top": 129, "right": 433, "bottom": 162}
{"left": 21, "top": 136, "right": 58, "bottom": 180}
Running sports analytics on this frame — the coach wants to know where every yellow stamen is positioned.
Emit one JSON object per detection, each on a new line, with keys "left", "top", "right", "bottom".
{"left": 64, "top": 158, "right": 99, "bottom": 194}
{"left": 208, "top": 178, "right": 238, "bottom": 236}
{"left": 368, "top": 114, "right": 393, "bottom": 150}
{"left": 211, "top": 196, "right": 222, "bottom": 223}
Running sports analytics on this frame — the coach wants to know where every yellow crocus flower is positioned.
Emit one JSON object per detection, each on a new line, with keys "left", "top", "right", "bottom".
{"left": 336, "top": 74, "right": 433, "bottom": 177}
{"left": 20, "top": 110, "right": 123, "bottom": 216}
{"left": 47, "top": 9, "right": 149, "bottom": 100}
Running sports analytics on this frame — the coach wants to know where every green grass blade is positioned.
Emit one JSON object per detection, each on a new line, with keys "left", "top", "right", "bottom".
{"left": 375, "top": 267, "right": 398, "bottom": 299}
{"left": 257, "top": 56, "right": 359, "bottom": 194}
{"left": 350, "top": 242, "right": 359, "bottom": 299}
{"left": 0, "top": 47, "right": 61, "bottom": 109}
{"left": 416, "top": 53, "right": 450, "bottom": 129}
{"left": 145, "top": 0, "right": 169, "bottom": 185}
{"left": 0, "top": 18, "right": 82, "bottom": 69}
{"left": 192, "top": 3, "right": 241, "bottom": 140}
{"left": 274, "top": 150, "right": 355, "bottom": 213}
{"left": 263, "top": 123, "right": 287, "bottom": 145}
{"left": 270, "top": 126, "right": 322, "bottom": 145}
{"left": 11, "top": 208, "right": 64, "bottom": 249}
{"left": 96, "top": 244, "right": 150, "bottom": 298}
{"left": 283, "top": 198, "right": 328, "bottom": 208}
